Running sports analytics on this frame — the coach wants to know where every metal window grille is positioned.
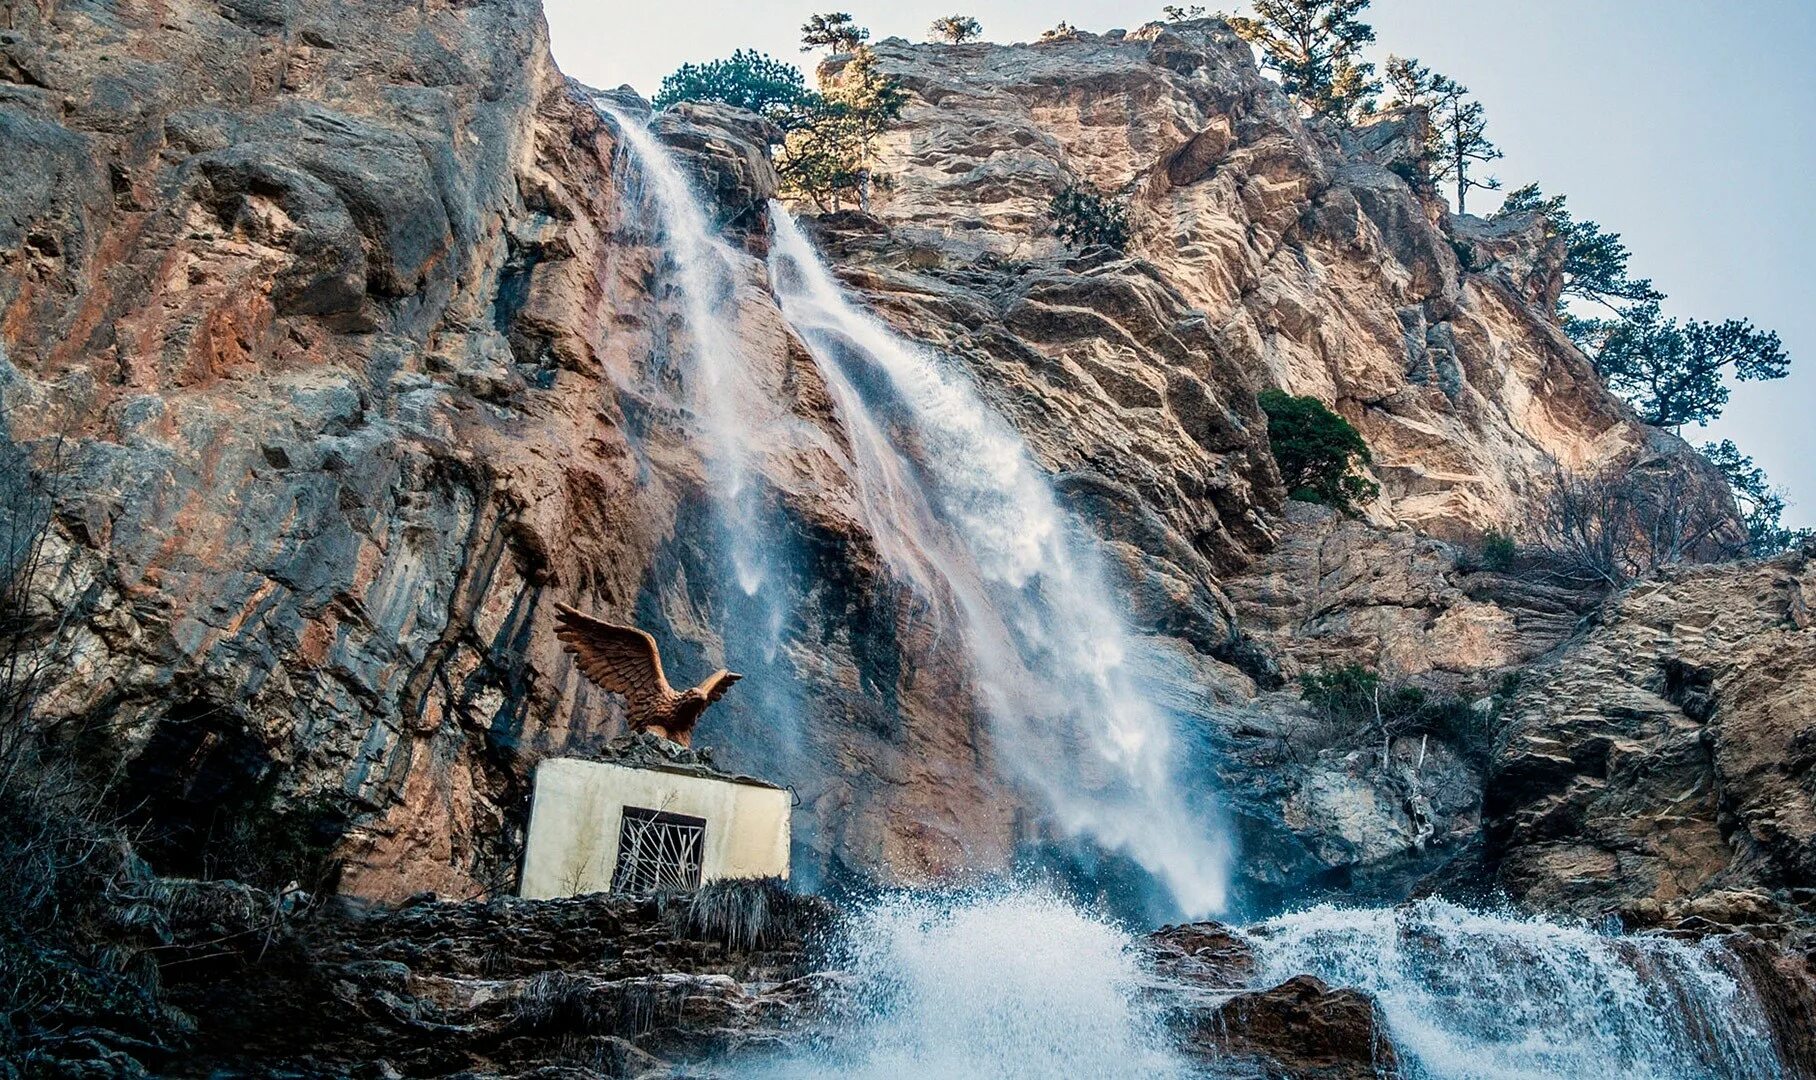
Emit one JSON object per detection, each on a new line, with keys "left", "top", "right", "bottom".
{"left": 610, "top": 806, "right": 706, "bottom": 893}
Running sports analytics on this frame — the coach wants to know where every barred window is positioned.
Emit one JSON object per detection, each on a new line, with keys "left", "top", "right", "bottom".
{"left": 610, "top": 806, "right": 706, "bottom": 893}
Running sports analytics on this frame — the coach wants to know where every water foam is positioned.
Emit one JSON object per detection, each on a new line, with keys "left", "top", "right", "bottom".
{"left": 751, "top": 889, "right": 1190, "bottom": 1080}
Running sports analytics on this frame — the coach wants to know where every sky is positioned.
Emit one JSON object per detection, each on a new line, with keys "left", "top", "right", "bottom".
{"left": 546, "top": 0, "right": 1816, "bottom": 526}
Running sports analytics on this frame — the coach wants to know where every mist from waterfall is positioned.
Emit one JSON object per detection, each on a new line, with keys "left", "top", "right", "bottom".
{"left": 1241, "top": 898, "right": 1785, "bottom": 1079}
{"left": 766, "top": 206, "right": 1231, "bottom": 917}
{"left": 601, "top": 108, "right": 770, "bottom": 591}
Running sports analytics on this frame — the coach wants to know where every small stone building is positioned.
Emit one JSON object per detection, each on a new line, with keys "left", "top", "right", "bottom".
{"left": 518, "top": 737, "right": 791, "bottom": 899}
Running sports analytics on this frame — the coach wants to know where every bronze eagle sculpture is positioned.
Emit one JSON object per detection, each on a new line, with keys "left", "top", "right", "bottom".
{"left": 552, "top": 604, "right": 742, "bottom": 748}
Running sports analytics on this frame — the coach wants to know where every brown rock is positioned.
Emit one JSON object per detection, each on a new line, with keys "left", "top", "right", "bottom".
{"left": 1180, "top": 973, "right": 1400, "bottom": 1079}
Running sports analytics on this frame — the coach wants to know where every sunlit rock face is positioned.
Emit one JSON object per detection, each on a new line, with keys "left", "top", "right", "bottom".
{"left": 855, "top": 23, "right": 1723, "bottom": 539}
{"left": 0, "top": 0, "right": 1750, "bottom": 913}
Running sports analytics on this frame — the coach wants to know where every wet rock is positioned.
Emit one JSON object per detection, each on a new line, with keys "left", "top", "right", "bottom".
{"left": 1179, "top": 974, "right": 1400, "bottom": 1079}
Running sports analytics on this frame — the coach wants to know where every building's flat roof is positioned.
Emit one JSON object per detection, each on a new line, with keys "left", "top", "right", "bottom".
{"left": 563, "top": 732, "right": 786, "bottom": 792}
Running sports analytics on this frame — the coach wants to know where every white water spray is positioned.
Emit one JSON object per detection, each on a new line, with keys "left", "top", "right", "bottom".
{"left": 750, "top": 890, "right": 1191, "bottom": 1080}
{"left": 1241, "top": 898, "right": 1784, "bottom": 1079}
{"left": 767, "top": 207, "right": 1230, "bottom": 916}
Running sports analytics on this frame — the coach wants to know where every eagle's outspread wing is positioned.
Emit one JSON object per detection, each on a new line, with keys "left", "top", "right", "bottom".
{"left": 553, "top": 604, "right": 672, "bottom": 717}
{"left": 697, "top": 669, "right": 742, "bottom": 703}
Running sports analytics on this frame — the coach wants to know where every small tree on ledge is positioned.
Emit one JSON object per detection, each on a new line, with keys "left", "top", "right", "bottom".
{"left": 800, "top": 12, "right": 869, "bottom": 54}
{"left": 1258, "top": 388, "right": 1379, "bottom": 512}
{"left": 929, "top": 15, "right": 983, "bottom": 43}
{"left": 1220, "top": 0, "right": 1381, "bottom": 122}
{"left": 1049, "top": 184, "right": 1130, "bottom": 250}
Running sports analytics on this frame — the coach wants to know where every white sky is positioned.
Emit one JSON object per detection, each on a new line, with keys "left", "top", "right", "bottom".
{"left": 548, "top": 0, "right": 1816, "bottom": 525}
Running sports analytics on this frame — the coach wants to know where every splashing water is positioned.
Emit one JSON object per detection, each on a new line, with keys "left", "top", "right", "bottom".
{"left": 751, "top": 889, "right": 1192, "bottom": 1080}
{"left": 1241, "top": 898, "right": 1784, "bottom": 1079}
{"left": 767, "top": 207, "right": 1231, "bottom": 916}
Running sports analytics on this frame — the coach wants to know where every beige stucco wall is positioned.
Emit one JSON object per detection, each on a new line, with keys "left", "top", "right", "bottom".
{"left": 518, "top": 757, "right": 791, "bottom": 899}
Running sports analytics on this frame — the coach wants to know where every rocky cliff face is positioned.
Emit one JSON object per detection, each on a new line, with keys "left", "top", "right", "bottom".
{"left": 1487, "top": 547, "right": 1816, "bottom": 930}
{"left": 857, "top": 26, "right": 1699, "bottom": 538}
{"left": 0, "top": 0, "right": 1758, "bottom": 919}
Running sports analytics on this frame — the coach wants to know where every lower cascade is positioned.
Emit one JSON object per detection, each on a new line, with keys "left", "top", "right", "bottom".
{"left": 739, "top": 890, "right": 1784, "bottom": 1080}
{"left": 1241, "top": 899, "right": 1785, "bottom": 1080}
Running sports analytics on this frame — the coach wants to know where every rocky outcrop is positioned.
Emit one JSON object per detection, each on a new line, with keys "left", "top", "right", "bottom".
{"left": 41, "top": 878, "right": 830, "bottom": 1077}
{"left": 857, "top": 23, "right": 1724, "bottom": 540}
{"left": 1148, "top": 921, "right": 1399, "bottom": 1079}
{"left": 1485, "top": 546, "right": 1816, "bottom": 930}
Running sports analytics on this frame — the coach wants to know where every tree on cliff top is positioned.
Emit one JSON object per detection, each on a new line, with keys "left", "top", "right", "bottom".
{"left": 1220, "top": 0, "right": 1380, "bottom": 122}
{"left": 1258, "top": 388, "right": 1379, "bottom": 512}
{"left": 1383, "top": 55, "right": 1502, "bottom": 214}
{"left": 929, "top": 15, "right": 983, "bottom": 43}
{"left": 776, "top": 30, "right": 905, "bottom": 213}
{"left": 1592, "top": 301, "right": 1788, "bottom": 430}
{"left": 652, "top": 51, "right": 812, "bottom": 128}
{"left": 800, "top": 12, "right": 869, "bottom": 53}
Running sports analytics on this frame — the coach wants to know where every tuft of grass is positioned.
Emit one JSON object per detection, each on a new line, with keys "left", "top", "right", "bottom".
{"left": 657, "top": 876, "right": 831, "bottom": 953}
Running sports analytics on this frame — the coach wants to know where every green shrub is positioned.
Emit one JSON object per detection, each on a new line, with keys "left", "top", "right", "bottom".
{"left": 1298, "top": 663, "right": 1499, "bottom": 767}
{"left": 1049, "top": 184, "right": 1129, "bottom": 250}
{"left": 1479, "top": 529, "right": 1516, "bottom": 571}
{"left": 1258, "top": 389, "right": 1379, "bottom": 512}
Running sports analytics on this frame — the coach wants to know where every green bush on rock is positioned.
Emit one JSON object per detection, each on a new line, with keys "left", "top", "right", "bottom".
{"left": 1258, "top": 389, "right": 1379, "bottom": 513}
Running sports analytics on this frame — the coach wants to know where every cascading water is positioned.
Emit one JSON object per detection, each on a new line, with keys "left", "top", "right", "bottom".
{"left": 599, "top": 104, "right": 829, "bottom": 784}
{"left": 1241, "top": 898, "right": 1784, "bottom": 1079}
{"left": 600, "top": 104, "right": 798, "bottom": 660}
{"left": 767, "top": 207, "right": 1231, "bottom": 917}
{"left": 747, "top": 889, "right": 1192, "bottom": 1080}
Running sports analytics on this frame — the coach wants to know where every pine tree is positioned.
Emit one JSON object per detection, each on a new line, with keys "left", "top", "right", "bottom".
{"left": 776, "top": 31, "right": 905, "bottom": 213}
{"left": 1382, "top": 56, "right": 1501, "bottom": 213}
{"left": 1222, "top": 0, "right": 1380, "bottom": 121}
{"left": 1702, "top": 440, "right": 1811, "bottom": 555}
{"left": 929, "top": 15, "right": 983, "bottom": 43}
{"left": 653, "top": 51, "right": 813, "bottom": 129}
{"left": 800, "top": 12, "right": 869, "bottom": 53}
{"left": 1593, "top": 301, "right": 1788, "bottom": 429}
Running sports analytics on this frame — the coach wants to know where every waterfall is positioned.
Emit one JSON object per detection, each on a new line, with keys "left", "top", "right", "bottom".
{"left": 747, "top": 889, "right": 1191, "bottom": 1080}
{"left": 1240, "top": 898, "right": 1785, "bottom": 1079}
{"left": 766, "top": 207, "right": 1230, "bottom": 917}
{"left": 600, "top": 105, "right": 796, "bottom": 652}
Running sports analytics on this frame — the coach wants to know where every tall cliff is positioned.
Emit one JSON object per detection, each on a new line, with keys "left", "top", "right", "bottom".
{"left": 0, "top": 0, "right": 1754, "bottom": 915}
